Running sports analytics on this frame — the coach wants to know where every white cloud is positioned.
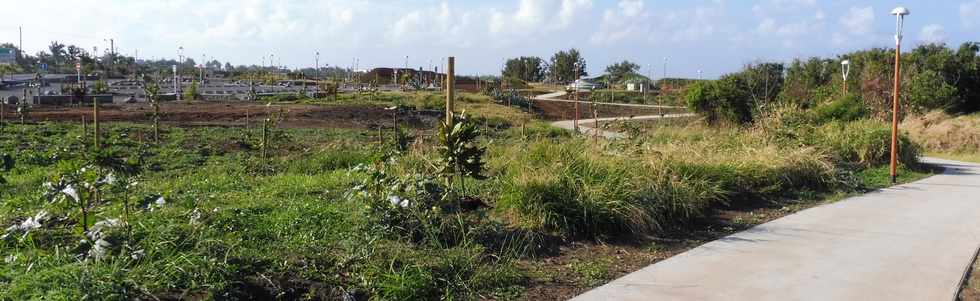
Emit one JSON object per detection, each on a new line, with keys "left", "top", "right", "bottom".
{"left": 919, "top": 24, "right": 947, "bottom": 44}
{"left": 618, "top": 0, "right": 645, "bottom": 18}
{"left": 490, "top": 0, "right": 591, "bottom": 38}
{"left": 840, "top": 6, "right": 875, "bottom": 35}
{"left": 963, "top": 0, "right": 980, "bottom": 28}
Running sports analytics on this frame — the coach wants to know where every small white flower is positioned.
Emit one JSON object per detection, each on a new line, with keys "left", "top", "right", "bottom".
{"left": 155, "top": 197, "right": 166, "bottom": 206}
{"left": 4, "top": 255, "right": 16, "bottom": 263}
{"left": 388, "top": 195, "right": 410, "bottom": 208}
{"left": 61, "top": 186, "right": 80, "bottom": 202}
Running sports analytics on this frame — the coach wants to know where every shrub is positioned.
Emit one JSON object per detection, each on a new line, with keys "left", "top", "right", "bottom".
{"left": 811, "top": 94, "right": 868, "bottom": 123}
{"left": 812, "top": 120, "right": 920, "bottom": 168}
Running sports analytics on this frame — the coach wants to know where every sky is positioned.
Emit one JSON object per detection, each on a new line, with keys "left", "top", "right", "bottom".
{"left": 1, "top": 0, "right": 978, "bottom": 78}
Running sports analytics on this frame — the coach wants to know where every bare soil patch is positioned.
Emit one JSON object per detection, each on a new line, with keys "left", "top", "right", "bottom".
{"left": 19, "top": 102, "right": 440, "bottom": 129}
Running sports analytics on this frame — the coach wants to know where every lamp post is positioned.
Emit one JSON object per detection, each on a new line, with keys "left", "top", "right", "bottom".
{"left": 177, "top": 46, "right": 183, "bottom": 101}
{"left": 573, "top": 61, "right": 580, "bottom": 132}
{"left": 841, "top": 60, "right": 850, "bottom": 95}
{"left": 890, "top": 6, "right": 910, "bottom": 184}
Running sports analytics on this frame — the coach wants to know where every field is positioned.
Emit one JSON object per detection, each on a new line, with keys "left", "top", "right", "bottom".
{"left": 0, "top": 92, "right": 935, "bottom": 300}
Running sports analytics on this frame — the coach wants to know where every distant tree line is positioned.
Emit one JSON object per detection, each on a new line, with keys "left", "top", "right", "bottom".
{"left": 685, "top": 42, "right": 980, "bottom": 125}
{"left": 501, "top": 48, "right": 587, "bottom": 85}
{"left": 0, "top": 40, "right": 356, "bottom": 82}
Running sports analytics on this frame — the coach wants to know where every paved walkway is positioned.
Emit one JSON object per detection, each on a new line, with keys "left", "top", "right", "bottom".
{"left": 573, "top": 157, "right": 980, "bottom": 301}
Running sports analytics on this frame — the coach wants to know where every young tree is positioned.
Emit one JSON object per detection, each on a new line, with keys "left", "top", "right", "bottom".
{"left": 184, "top": 80, "right": 199, "bottom": 101}
{"left": 605, "top": 60, "right": 640, "bottom": 84}
{"left": 548, "top": 49, "right": 587, "bottom": 83}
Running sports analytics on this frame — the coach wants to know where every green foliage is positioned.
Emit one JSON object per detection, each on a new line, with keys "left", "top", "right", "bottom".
{"left": 604, "top": 60, "right": 641, "bottom": 84}
{"left": 907, "top": 70, "right": 957, "bottom": 112}
{"left": 685, "top": 75, "right": 754, "bottom": 125}
{"left": 502, "top": 56, "right": 546, "bottom": 82}
{"left": 811, "top": 94, "right": 868, "bottom": 123}
{"left": 548, "top": 48, "right": 587, "bottom": 83}
{"left": 92, "top": 80, "right": 109, "bottom": 94}
{"left": 184, "top": 80, "right": 199, "bottom": 101}
{"left": 438, "top": 112, "right": 487, "bottom": 192}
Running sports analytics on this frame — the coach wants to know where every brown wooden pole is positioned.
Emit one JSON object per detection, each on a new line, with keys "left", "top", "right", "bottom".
{"left": 94, "top": 96, "right": 100, "bottom": 148}
{"left": 446, "top": 57, "right": 455, "bottom": 125}
{"left": 890, "top": 41, "right": 902, "bottom": 184}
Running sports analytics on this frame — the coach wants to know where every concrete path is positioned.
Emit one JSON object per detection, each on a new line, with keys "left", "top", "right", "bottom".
{"left": 552, "top": 113, "right": 697, "bottom": 139}
{"left": 534, "top": 91, "right": 695, "bottom": 139}
{"left": 534, "top": 91, "right": 684, "bottom": 109}
{"left": 573, "top": 157, "right": 980, "bottom": 301}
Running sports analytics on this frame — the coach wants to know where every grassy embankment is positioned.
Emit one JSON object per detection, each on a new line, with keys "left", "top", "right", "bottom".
{"left": 903, "top": 111, "right": 980, "bottom": 163}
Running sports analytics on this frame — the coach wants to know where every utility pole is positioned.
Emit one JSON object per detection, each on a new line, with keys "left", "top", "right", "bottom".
{"left": 446, "top": 57, "right": 455, "bottom": 124}
{"left": 18, "top": 26, "right": 22, "bottom": 61}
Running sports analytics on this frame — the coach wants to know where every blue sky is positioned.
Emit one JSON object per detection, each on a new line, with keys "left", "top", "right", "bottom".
{"left": 1, "top": 0, "right": 978, "bottom": 78}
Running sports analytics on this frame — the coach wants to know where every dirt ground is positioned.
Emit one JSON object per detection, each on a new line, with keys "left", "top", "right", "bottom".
{"left": 12, "top": 102, "right": 441, "bottom": 129}
{"left": 516, "top": 199, "right": 828, "bottom": 300}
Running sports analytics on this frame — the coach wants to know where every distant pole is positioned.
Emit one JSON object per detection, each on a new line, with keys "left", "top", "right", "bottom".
{"left": 446, "top": 57, "right": 455, "bottom": 124}
{"left": 698, "top": 70, "right": 703, "bottom": 80}
{"left": 173, "top": 65, "right": 179, "bottom": 101}
{"left": 841, "top": 60, "right": 850, "bottom": 95}
{"left": 574, "top": 63, "right": 580, "bottom": 132}
{"left": 18, "top": 26, "right": 23, "bottom": 59}
{"left": 890, "top": 7, "right": 910, "bottom": 184}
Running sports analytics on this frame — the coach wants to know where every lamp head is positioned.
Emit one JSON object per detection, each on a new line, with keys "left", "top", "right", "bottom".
{"left": 841, "top": 60, "right": 850, "bottom": 66}
{"left": 891, "top": 7, "right": 910, "bottom": 16}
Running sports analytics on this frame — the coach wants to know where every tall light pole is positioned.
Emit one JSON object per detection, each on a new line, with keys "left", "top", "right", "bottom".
{"left": 661, "top": 57, "right": 667, "bottom": 115}
{"left": 177, "top": 46, "right": 183, "bottom": 101}
{"left": 698, "top": 69, "right": 703, "bottom": 80}
{"left": 841, "top": 60, "right": 851, "bottom": 95}
{"left": 890, "top": 6, "right": 909, "bottom": 184}
{"left": 315, "top": 51, "right": 320, "bottom": 81}
{"left": 573, "top": 61, "right": 580, "bottom": 132}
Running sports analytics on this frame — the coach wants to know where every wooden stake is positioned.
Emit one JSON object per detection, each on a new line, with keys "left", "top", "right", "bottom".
{"left": 93, "top": 96, "right": 100, "bottom": 148}
{"left": 446, "top": 57, "right": 455, "bottom": 125}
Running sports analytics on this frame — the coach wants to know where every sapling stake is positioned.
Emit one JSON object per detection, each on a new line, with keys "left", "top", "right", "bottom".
{"left": 262, "top": 118, "right": 270, "bottom": 159}
{"left": 93, "top": 95, "right": 100, "bottom": 148}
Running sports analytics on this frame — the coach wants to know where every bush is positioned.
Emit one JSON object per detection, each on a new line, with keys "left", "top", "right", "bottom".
{"left": 811, "top": 94, "right": 868, "bottom": 123}
{"left": 812, "top": 120, "right": 920, "bottom": 168}
{"left": 685, "top": 76, "right": 754, "bottom": 125}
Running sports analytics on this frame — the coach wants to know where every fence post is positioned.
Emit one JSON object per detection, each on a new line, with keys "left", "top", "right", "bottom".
{"left": 446, "top": 57, "right": 455, "bottom": 125}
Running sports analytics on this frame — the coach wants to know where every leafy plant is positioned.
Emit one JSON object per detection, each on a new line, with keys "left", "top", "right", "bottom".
{"left": 437, "top": 112, "right": 487, "bottom": 196}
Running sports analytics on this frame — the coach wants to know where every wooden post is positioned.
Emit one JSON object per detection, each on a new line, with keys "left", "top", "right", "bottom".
{"left": 446, "top": 57, "right": 455, "bottom": 125}
{"left": 82, "top": 115, "right": 87, "bottom": 144}
{"left": 93, "top": 97, "right": 100, "bottom": 148}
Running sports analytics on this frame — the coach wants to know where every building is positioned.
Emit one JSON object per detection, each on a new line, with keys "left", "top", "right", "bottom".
{"left": 0, "top": 48, "right": 15, "bottom": 65}
{"left": 625, "top": 78, "right": 651, "bottom": 92}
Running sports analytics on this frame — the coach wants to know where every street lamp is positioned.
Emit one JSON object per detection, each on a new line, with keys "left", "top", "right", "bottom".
{"left": 841, "top": 60, "right": 850, "bottom": 94}
{"left": 889, "top": 6, "right": 910, "bottom": 184}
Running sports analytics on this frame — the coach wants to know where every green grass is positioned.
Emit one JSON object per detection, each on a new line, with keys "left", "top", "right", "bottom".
{"left": 0, "top": 107, "right": 935, "bottom": 299}
{"left": 926, "top": 152, "right": 980, "bottom": 164}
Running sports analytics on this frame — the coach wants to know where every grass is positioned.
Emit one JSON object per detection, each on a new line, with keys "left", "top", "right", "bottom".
{"left": 904, "top": 111, "right": 980, "bottom": 163}
{"left": 0, "top": 96, "right": 939, "bottom": 299}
